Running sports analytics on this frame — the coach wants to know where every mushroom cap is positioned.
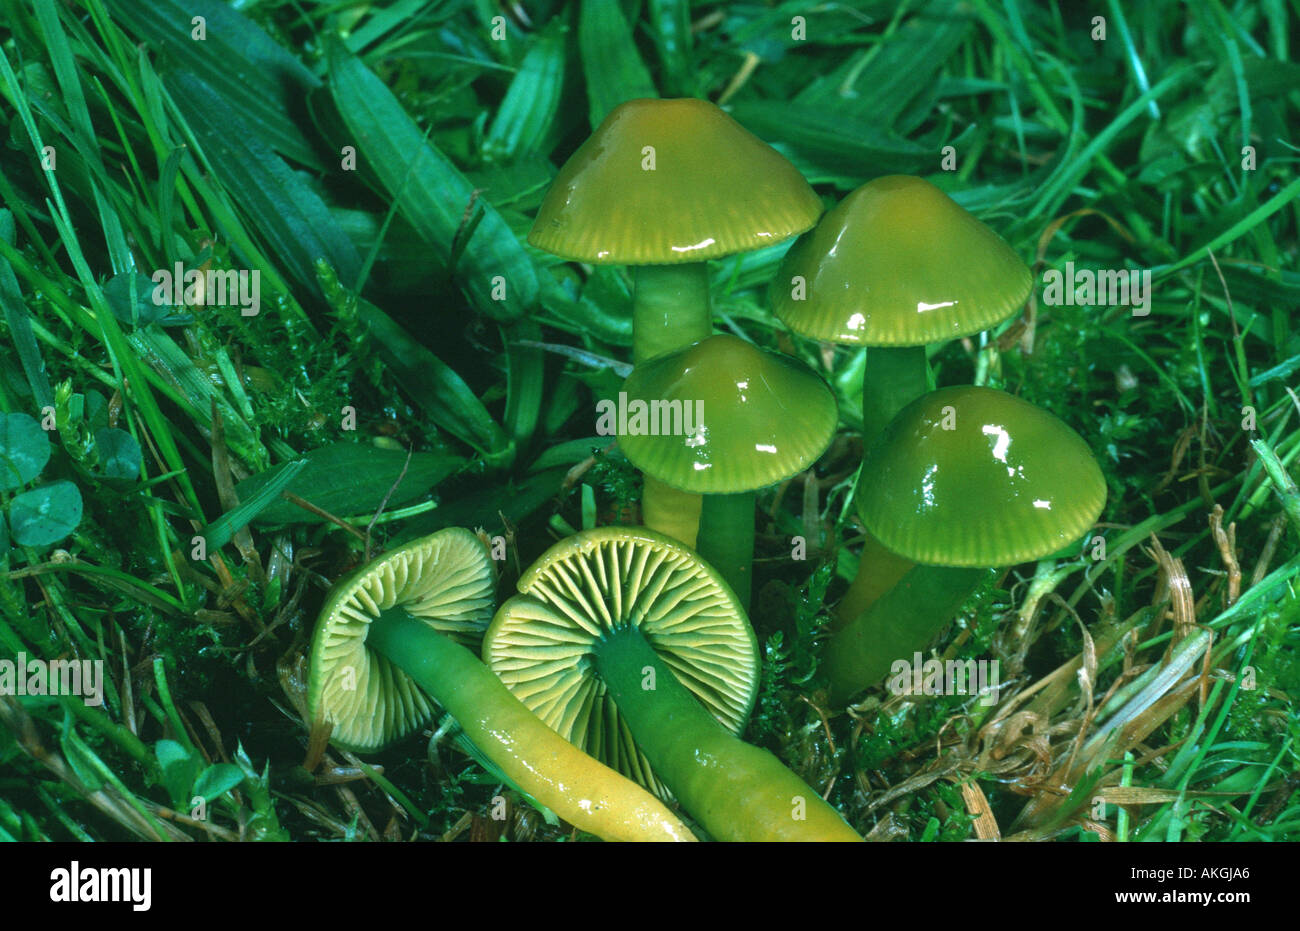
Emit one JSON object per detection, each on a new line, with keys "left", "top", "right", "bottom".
{"left": 307, "top": 528, "right": 496, "bottom": 752}
{"left": 772, "top": 175, "right": 1033, "bottom": 345}
{"left": 483, "top": 526, "right": 758, "bottom": 797}
{"left": 858, "top": 386, "right": 1106, "bottom": 566}
{"left": 529, "top": 98, "right": 823, "bottom": 265}
{"left": 616, "top": 334, "right": 839, "bottom": 494}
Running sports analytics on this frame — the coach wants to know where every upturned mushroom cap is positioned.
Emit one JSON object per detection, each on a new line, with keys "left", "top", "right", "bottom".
{"left": 615, "top": 333, "right": 838, "bottom": 494}
{"left": 772, "top": 175, "right": 1033, "bottom": 345}
{"left": 858, "top": 386, "right": 1106, "bottom": 566}
{"left": 483, "top": 526, "right": 758, "bottom": 797}
{"left": 307, "top": 528, "right": 496, "bottom": 751}
{"left": 529, "top": 98, "right": 823, "bottom": 264}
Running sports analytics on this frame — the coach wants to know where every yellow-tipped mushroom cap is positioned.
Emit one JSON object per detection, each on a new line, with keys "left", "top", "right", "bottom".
{"left": 529, "top": 98, "right": 823, "bottom": 265}
{"left": 773, "top": 175, "right": 1033, "bottom": 345}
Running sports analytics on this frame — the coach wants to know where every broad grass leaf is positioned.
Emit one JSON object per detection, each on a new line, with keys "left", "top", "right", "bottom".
{"left": 0, "top": 215, "right": 53, "bottom": 408}
{"left": 325, "top": 38, "right": 537, "bottom": 322}
{"left": 354, "top": 298, "right": 512, "bottom": 464}
{"left": 644, "top": 0, "right": 697, "bottom": 97}
{"left": 727, "top": 100, "right": 930, "bottom": 178}
{"left": 579, "top": 0, "right": 657, "bottom": 129}
{"left": 484, "top": 23, "right": 566, "bottom": 161}
{"left": 106, "top": 0, "right": 324, "bottom": 169}
{"left": 167, "top": 70, "right": 363, "bottom": 296}
{"left": 233, "top": 444, "right": 463, "bottom": 526}
{"left": 410, "top": 466, "right": 568, "bottom": 537}
{"left": 794, "top": 0, "right": 973, "bottom": 127}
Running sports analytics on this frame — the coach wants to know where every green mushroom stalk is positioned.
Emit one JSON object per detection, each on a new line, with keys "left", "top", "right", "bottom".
{"left": 631, "top": 263, "right": 711, "bottom": 549}
{"left": 632, "top": 264, "right": 713, "bottom": 365}
{"left": 591, "top": 625, "right": 859, "bottom": 840}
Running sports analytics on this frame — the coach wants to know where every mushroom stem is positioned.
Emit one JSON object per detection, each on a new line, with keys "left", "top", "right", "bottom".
{"left": 860, "top": 344, "right": 929, "bottom": 454}
{"left": 823, "top": 565, "right": 987, "bottom": 706}
{"left": 832, "top": 531, "right": 915, "bottom": 629}
{"left": 592, "top": 624, "right": 862, "bottom": 841}
{"left": 837, "top": 344, "right": 931, "bottom": 618}
{"left": 632, "top": 263, "right": 712, "bottom": 547}
{"left": 365, "top": 607, "right": 696, "bottom": 842}
{"left": 640, "top": 477, "right": 701, "bottom": 548}
{"left": 695, "top": 490, "right": 756, "bottom": 609}
{"left": 632, "top": 263, "right": 712, "bottom": 364}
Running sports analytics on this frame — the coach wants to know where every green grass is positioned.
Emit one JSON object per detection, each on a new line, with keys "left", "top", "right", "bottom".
{"left": 0, "top": 0, "right": 1296, "bottom": 841}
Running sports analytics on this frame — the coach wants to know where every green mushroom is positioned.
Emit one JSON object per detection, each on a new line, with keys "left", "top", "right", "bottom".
{"left": 530, "top": 98, "right": 823, "bottom": 546}
{"left": 484, "top": 526, "right": 862, "bottom": 841}
{"left": 614, "top": 333, "right": 838, "bottom": 608}
{"left": 822, "top": 387, "right": 1107, "bottom": 704}
{"left": 771, "top": 175, "right": 1033, "bottom": 619}
{"left": 307, "top": 527, "right": 696, "bottom": 841}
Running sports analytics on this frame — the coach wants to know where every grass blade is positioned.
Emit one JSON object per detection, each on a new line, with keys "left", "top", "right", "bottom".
{"left": 484, "top": 23, "right": 565, "bottom": 162}
{"left": 201, "top": 459, "right": 307, "bottom": 549}
{"left": 354, "top": 298, "right": 513, "bottom": 465}
{"left": 232, "top": 444, "right": 462, "bottom": 526}
{"left": 166, "top": 70, "right": 362, "bottom": 295}
{"left": 105, "top": 0, "right": 324, "bottom": 169}
{"left": 579, "top": 0, "right": 657, "bottom": 129}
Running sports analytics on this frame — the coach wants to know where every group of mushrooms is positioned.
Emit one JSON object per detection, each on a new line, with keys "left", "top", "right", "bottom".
{"left": 306, "top": 99, "right": 1108, "bottom": 842}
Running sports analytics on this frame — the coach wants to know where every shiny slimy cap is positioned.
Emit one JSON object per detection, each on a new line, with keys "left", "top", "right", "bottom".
{"left": 858, "top": 386, "right": 1106, "bottom": 566}
{"left": 530, "top": 98, "right": 822, "bottom": 264}
{"left": 616, "top": 334, "right": 838, "bottom": 494}
{"left": 773, "top": 175, "right": 1032, "bottom": 345}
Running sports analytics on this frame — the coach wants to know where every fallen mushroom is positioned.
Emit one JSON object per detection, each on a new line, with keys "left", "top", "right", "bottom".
{"left": 484, "top": 526, "right": 863, "bottom": 841}
{"left": 307, "top": 527, "right": 696, "bottom": 841}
